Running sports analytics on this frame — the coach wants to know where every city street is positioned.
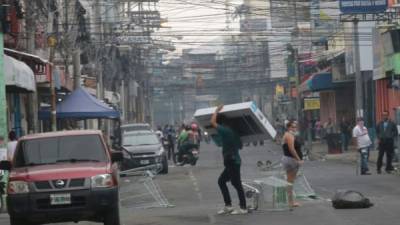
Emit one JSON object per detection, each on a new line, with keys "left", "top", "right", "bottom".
{"left": 1, "top": 141, "right": 399, "bottom": 225}
{"left": 2, "top": 1, "right": 400, "bottom": 225}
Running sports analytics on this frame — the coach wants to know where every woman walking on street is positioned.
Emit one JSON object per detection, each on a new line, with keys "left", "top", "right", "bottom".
{"left": 282, "top": 121, "right": 304, "bottom": 208}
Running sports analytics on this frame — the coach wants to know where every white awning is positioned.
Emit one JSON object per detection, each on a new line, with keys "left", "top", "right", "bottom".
{"left": 3, "top": 54, "right": 36, "bottom": 92}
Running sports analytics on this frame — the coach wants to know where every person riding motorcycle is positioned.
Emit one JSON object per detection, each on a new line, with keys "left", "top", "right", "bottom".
{"left": 191, "top": 123, "right": 201, "bottom": 146}
{"left": 155, "top": 126, "right": 164, "bottom": 140}
{"left": 177, "top": 125, "right": 199, "bottom": 165}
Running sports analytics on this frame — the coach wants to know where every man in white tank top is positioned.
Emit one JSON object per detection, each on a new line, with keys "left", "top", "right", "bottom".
{"left": 352, "top": 117, "right": 372, "bottom": 175}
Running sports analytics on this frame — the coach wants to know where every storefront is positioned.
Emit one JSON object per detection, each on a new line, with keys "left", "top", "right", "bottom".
{"left": 4, "top": 48, "right": 73, "bottom": 133}
{"left": 3, "top": 54, "right": 36, "bottom": 137}
{"left": 300, "top": 72, "right": 354, "bottom": 124}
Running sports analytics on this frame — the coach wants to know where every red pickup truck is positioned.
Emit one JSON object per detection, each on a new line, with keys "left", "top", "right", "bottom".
{"left": 0, "top": 130, "right": 123, "bottom": 225}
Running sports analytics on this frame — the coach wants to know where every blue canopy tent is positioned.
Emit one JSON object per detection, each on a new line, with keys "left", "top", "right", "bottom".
{"left": 39, "top": 87, "right": 120, "bottom": 120}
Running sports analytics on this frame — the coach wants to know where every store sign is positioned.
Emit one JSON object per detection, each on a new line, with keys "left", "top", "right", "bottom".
{"left": 304, "top": 98, "right": 321, "bottom": 110}
{"left": 372, "top": 28, "right": 386, "bottom": 80}
{"left": 340, "top": 0, "right": 388, "bottom": 14}
{"left": 275, "top": 84, "right": 285, "bottom": 96}
{"left": 240, "top": 18, "right": 268, "bottom": 32}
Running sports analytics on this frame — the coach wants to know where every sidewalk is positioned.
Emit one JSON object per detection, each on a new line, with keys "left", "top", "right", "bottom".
{"left": 309, "top": 142, "right": 380, "bottom": 164}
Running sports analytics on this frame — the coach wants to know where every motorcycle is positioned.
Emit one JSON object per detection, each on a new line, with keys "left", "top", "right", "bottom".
{"left": 203, "top": 131, "right": 210, "bottom": 144}
{"left": 162, "top": 137, "right": 170, "bottom": 149}
{"left": 176, "top": 145, "right": 199, "bottom": 166}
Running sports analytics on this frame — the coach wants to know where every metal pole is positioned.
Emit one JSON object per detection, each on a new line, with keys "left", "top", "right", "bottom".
{"left": 47, "top": 9, "right": 57, "bottom": 132}
{"left": 73, "top": 49, "right": 81, "bottom": 89}
{"left": 353, "top": 19, "right": 363, "bottom": 118}
{"left": 294, "top": 49, "right": 301, "bottom": 121}
{"left": 25, "top": 0, "right": 38, "bottom": 133}
{"left": 49, "top": 48, "right": 57, "bottom": 132}
{"left": 0, "top": 33, "right": 9, "bottom": 144}
{"left": 95, "top": 0, "right": 104, "bottom": 130}
{"left": 95, "top": 0, "right": 103, "bottom": 100}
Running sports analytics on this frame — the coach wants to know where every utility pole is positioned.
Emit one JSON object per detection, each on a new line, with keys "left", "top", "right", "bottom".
{"left": 95, "top": 0, "right": 104, "bottom": 100}
{"left": 73, "top": 49, "right": 81, "bottom": 89}
{"left": 94, "top": 0, "right": 104, "bottom": 130}
{"left": 0, "top": 17, "right": 8, "bottom": 144}
{"left": 353, "top": 19, "right": 363, "bottom": 118}
{"left": 294, "top": 48, "right": 301, "bottom": 121}
{"left": 292, "top": 0, "right": 301, "bottom": 122}
{"left": 225, "top": 0, "right": 231, "bottom": 30}
{"left": 25, "top": 0, "right": 39, "bottom": 133}
{"left": 47, "top": 8, "right": 57, "bottom": 131}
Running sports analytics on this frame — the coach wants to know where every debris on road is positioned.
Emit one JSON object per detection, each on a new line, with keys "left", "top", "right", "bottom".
{"left": 331, "top": 190, "right": 374, "bottom": 209}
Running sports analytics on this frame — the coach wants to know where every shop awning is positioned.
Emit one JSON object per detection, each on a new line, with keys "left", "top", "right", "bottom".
{"left": 3, "top": 54, "right": 36, "bottom": 92}
{"left": 4, "top": 48, "right": 48, "bottom": 64}
{"left": 39, "top": 87, "right": 120, "bottom": 120}
{"left": 300, "top": 72, "right": 335, "bottom": 93}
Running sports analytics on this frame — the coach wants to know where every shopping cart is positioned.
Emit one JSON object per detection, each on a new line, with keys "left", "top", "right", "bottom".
{"left": 243, "top": 160, "right": 317, "bottom": 211}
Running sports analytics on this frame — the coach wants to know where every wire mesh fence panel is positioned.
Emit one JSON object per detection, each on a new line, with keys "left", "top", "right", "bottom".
{"left": 257, "top": 160, "right": 317, "bottom": 200}
{"left": 293, "top": 173, "right": 317, "bottom": 200}
{"left": 243, "top": 176, "right": 291, "bottom": 212}
{"left": 119, "top": 170, "right": 173, "bottom": 210}
{"left": 245, "top": 160, "right": 318, "bottom": 211}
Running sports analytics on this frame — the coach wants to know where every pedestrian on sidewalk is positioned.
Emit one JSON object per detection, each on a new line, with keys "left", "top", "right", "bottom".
{"left": 352, "top": 118, "right": 372, "bottom": 175}
{"left": 282, "top": 121, "right": 303, "bottom": 208}
{"left": 211, "top": 105, "right": 247, "bottom": 215}
{"left": 376, "top": 111, "right": 398, "bottom": 174}
{"left": 7, "top": 131, "right": 18, "bottom": 161}
{"left": 340, "top": 117, "right": 351, "bottom": 152}
{"left": 324, "top": 118, "right": 336, "bottom": 152}
{"left": 166, "top": 125, "right": 177, "bottom": 164}
{"left": 315, "top": 119, "right": 322, "bottom": 140}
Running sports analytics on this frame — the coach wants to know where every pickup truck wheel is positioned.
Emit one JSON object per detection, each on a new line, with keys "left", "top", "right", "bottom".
{"left": 104, "top": 205, "right": 121, "bottom": 225}
{"left": 10, "top": 217, "right": 27, "bottom": 225}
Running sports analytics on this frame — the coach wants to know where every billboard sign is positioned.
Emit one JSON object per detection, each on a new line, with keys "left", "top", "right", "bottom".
{"left": 372, "top": 28, "right": 386, "bottom": 80}
{"left": 240, "top": 18, "right": 268, "bottom": 32}
{"left": 340, "top": 0, "right": 388, "bottom": 14}
{"left": 304, "top": 98, "right": 321, "bottom": 110}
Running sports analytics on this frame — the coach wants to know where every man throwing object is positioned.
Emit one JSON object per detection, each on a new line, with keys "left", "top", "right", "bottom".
{"left": 211, "top": 105, "right": 247, "bottom": 215}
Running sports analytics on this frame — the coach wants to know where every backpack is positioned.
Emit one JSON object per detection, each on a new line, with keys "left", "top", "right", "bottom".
{"left": 331, "top": 190, "right": 374, "bottom": 209}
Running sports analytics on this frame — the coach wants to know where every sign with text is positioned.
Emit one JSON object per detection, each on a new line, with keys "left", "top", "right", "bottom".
{"left": 304, "top": 98, "right": 321, "bottom": 110}
{"left": 340, "top": 0, "right": 388, "bottom": 14}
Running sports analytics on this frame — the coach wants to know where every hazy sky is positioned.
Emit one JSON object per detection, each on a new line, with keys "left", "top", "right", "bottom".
{"left": 157, "top": 0, "right": 242, "bottom": 55}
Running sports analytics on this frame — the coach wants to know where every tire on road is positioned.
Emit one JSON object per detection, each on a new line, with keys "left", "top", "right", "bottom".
{"left": 104, "top": 204, "right": 121, "bottom": 225}
{"left": 10, "top": 217, "right": 27, "bottom": 225}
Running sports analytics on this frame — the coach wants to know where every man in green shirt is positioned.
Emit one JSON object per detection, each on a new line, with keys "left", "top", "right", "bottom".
{"left": 211, "top": 105, "right": 247, "bottom": 215}
{"left": 176, "top": 126, "right": 199, "bottom": 165}
{"left": 176, "top": 126, "right": 189, "bottom": 164}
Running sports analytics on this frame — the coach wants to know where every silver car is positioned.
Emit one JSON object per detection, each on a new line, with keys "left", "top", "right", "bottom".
{"left": 121, "top": 131, "right": 168, "bottom": 174}
{"left": 120, "top": 123, "right": 152, "bottom": 133}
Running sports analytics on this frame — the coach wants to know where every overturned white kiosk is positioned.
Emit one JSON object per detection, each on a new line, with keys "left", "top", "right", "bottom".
{"left": 194, "top": 102, "right": 277, "bottom": 143}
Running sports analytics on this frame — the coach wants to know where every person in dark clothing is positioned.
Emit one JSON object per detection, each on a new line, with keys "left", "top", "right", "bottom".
{"left": 376, "top": 111, "right": 399, "bottom": 174}
{"left": 167, "top": 125, "right": 176, "bottom": 164}
{"left": 211, "top": 105, "right": 247, "bottom": 215}
{"left": 340, "top": 117, "right": 351, "bottom": 151}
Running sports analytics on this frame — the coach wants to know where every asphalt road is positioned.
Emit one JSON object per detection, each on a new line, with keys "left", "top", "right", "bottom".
{"left": 1, "top": 141, "right": 399, "bottom": 225}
